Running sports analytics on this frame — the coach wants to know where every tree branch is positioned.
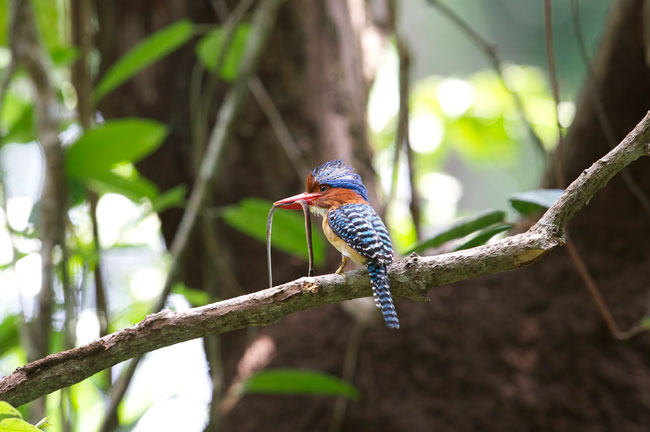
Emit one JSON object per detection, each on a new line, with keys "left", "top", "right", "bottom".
{"left": 1, "top": 111, "right": 649, "bottom": 408}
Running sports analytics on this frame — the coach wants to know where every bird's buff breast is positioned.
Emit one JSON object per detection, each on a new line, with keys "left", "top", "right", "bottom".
{"left": 322, "top": 216, "right": 368, "bottom": 265}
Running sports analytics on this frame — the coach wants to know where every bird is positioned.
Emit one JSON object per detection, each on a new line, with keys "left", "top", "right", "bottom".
{"left": 274, "top": 160, "right": 400, "bottom": 329}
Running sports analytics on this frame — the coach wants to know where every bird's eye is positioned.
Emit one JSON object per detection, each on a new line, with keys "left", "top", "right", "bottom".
{"left": 320, "top": 185, "right": 328, "bottom": 192}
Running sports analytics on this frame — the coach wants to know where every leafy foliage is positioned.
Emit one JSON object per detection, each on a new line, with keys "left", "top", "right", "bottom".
{"left": 94, "top": 19, "right": 195, "bottom": 101}
{"left": 0, "top": 401, "right": 45, "bottom": 431}
{"left": 405, "top": 210, "right": 505, "bottom": 254}
{"left": 0, "top": 315, "right": 19, "bottom": 358}
{"left": 196, "top": 23, "right": 251, "bottom": 80}
{"left": 244, "top": 369, "right": 360, "bottom": 399}
{"left": 454, "top": 223, "right": 513, "bottom": 251}
{"left": 510, "top": 189, "right": 563, "bottom": 215}
{"left": 64, "top": 118, "right": 168, "bottom": 204}
{"left": 66, "top": 119, "right": 167, "bottom": 179}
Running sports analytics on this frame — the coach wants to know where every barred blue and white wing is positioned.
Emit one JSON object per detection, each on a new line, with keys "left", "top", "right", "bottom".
{"left": 327, "top": 204, "right": 393, "bottom": 264}
{"left": 327, "top": 204, "right": 399, "bottom": 329}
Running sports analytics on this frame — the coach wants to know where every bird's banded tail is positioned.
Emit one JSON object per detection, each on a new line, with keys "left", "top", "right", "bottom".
{"left": 366, "top": 261, "right": 400, "bottom": 329}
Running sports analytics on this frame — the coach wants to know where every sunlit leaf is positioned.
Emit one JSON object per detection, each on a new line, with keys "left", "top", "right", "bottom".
{"left": 172, "top": 282, "right": 211, "bottom": 307}
{"left": 85, "top": 171, "right": 159, "bottom": 203}
{"left": 0, "top": 401, "right": 22, "bottom": 420}
{"left": 454, "top": 224, "right": 513, "bottom": 251}
{"left": 0, "top": 418, "right": 41, "bottom": 432}
{"left": 32, "top": 0, "right": 65, "bottom": 54}
{"left": 244, "top": 369, "right": 360, "bottom": 399}
{"left": 510, "top": 189, "right": 563, "bottom": 215}
{"left": 0, "top": 0, "right": 8, "bottom": 46}
{"left": 1, "top": 103, "right": 34, "bottom": 145}
{"left": 151, "top": 185, "right": 187, "bottom": 213}
{"left": 65, "top": 118, "right": 167, "bottom": 179}
{"left": 0, "top": 315, "right": 19, "bottom": 358}
{"left": 94, "top": 19, "right": 195, "bottom": 101}
{"left": 404, "top": 210, "right": 505, "bottom": 254}
{"left": 50, "top": 46, "right": 79, "bottom": 66}
{"left": 223, "top": 198, "right": 325, "bottom": 266}
{"left": 195, "top": 23, "right": 250, "bottom": 81}
{"left": 109, "top": 302, "right": 151, "bottom": 333}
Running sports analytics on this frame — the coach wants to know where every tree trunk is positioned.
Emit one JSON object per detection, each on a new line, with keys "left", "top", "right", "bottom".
{"left": 96, "top": 0, "right": 389, "bottom": 428}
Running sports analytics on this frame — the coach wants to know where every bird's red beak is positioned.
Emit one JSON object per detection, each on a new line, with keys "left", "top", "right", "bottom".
{"left": 273, "top": 192, "right": 322, "bottom": 210}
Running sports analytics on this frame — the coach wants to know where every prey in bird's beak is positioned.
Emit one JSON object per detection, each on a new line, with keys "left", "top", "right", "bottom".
{"left": 273, "top": 192, "right": 322, "bottom": 210}
{"left": 267, "top": 192, "right": 319, "bottom": 288}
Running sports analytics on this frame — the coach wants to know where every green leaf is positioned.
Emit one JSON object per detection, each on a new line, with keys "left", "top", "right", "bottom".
{"left": 32, "top": 0, "right": 65, "bottom": 54}
{"left": 510, "top": 189, "right": 563, "bottom": 215}
{"left": 94, "top": 19, "right": 195, "bottom": 101}
{"left": 151, "top": 185, "right": 187, "bottom": 213}
{"left": 172, "top": 282, "right": 211, "bottom": 307}
{"left": 0, "top": 418, "right": 41, "bottom": 432}
{"left": 85, "top": 171, "right": 159, "bottom": 203}
{"left": 195, "top": 23, "right": 250, "bottom": 81}
{"left": 223, "top": 198, "right": 325, "bottom": 266}
{"left": 404, "top": 210, "right": 505, "bottom": 254}
{"left": 109, "top": 302, "right": 151, "bottom": 333}
{"left": 0, "top": 401, "right": 22, "bottom": 420}
{"left": 0, "top": 315, "right": 19, "bottom": 357}
{"left": 50, "top": 46, "right": 79, "bottom": 66}
{"left": 1, "top": 103, "right": 35, "bottom": 145}
{"left": 454, "top": 223, "right": 513, "bottom": 251}
{"left": 640, "top": 316, "right": 650, "bottom": 330}
{"left": 65, "top": 118, "right": 168, "bottom": 179}
{"left": 244, "top": 369, "right": 360, "bottom": 399}
{"left": 0, "top": 0, "right": 8, "bottom": 46}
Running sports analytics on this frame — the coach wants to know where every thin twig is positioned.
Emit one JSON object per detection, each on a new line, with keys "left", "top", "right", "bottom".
{"left": 10, "top": 0, "right": 67, "bottom": 419}
{"left": 329, "top": 322, "right": 366, "bottom": 432}
{"left": 249, "top": 77, "right": 311, "bottom": 180}
{"left": 544, "top": 0, "right": 642, "bottom": 340}
{"left": 569, "top": 0, "right": 650, "bottom": 218}
{"left": 427, "top": 0, "right": 546, "bottom": 156}
{"left": 160, "top": 0, "right": 285, "bottom": 309}
{"left": 2, "top": 110, "right": 649, "bottom": 407}
{"left": 386, "top": 1, "right": 405, "bottom": 212}
{"left": 98, "top": 356, "right": 141, "bottom": 432}
{"left": 70, "top": 0, "right": 113, "bottom": 417}
{"left": 544, "top": 0, "right": 565, "bottom": 188}
{"left": 100, "top": 0, "right": 285, "bottom": 425}
{"left": 203, "top": 334, "right": 224, "bottom": 432}
{"left": 387, "top": 0, "right": 421, "bottom": 239}
{"left": 565, "top": 235, "right": 647, "bottom": 340}
{"left": 214, "top": 0, "right": 311, "bottom": 182}
{"left": 197, "top": 0, "right": 256, "bottom": 161}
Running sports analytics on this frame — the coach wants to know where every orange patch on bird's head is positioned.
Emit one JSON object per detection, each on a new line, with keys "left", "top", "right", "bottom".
{"left": 312, "top": 187, "right": 366, "bottom": 208}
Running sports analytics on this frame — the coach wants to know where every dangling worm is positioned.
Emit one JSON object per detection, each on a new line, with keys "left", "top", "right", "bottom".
{"left": 266, "top": 200, "right": 314, "bottom": 288}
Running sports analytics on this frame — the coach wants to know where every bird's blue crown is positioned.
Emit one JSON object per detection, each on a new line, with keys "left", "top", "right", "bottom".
{"left": 312, "top": 160, "right": 369, "bottom": 202}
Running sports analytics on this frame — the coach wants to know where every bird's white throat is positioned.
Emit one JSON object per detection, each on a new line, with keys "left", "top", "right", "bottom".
{"left": 309, "top": 206, "right": 328, "bottom": 217}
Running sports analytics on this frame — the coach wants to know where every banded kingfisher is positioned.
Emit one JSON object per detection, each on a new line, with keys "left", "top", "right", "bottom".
{"left": 274, "top": 160, "right": 400, "bottom": 329}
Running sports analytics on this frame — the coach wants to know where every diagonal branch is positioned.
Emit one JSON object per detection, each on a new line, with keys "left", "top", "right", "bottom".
{"left": 1, "top": 111, "right": 649, "bottom": 408}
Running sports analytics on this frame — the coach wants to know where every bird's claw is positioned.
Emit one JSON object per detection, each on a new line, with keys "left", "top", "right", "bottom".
{"left": 335, "top": 268, "right": 348, "bottom": 282}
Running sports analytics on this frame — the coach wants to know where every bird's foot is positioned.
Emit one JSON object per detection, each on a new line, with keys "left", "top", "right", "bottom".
{"left": 335, "top": 268, "right": 348, "bottom": 282}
